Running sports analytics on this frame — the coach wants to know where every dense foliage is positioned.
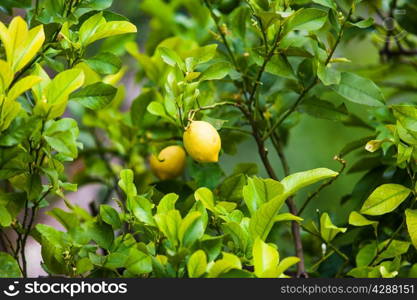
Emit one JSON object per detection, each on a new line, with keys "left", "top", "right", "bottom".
{"left": 1, "top": 0, "right": 417, "bottom": 278}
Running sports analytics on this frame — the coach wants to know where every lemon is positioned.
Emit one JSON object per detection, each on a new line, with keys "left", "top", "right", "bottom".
{"left": 183, "top": 121, "right": 221, "bottom": 163}
{"left": 149, "top": 145, "right": 186, "bottom": 180}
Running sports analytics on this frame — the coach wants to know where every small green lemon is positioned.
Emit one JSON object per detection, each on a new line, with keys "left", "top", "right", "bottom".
{"left": 149, "top": 145, "right": 186, "bottom": 180}
{"left": 183, "top": 121, "right": 221, "bottom": 163}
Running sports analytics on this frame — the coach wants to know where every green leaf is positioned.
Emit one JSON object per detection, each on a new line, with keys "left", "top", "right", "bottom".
{"left": 274, "top": 213, "right": 303, "bottom": 223}
{"left": 70, "top": 82, "right": 116, "bottom": 110}
{"left": 312, "top": 0, "right": 337, "bottom": 9}
{"left": 276, "top": 257, "right": 300, "bottom": 277}
{"left": 350, "top": 18, "right": 374, "bottom": 28}
{"left": 406, "top": 209, "right": 417, "bottom": 250}
{"left": 154, "top": 210, "right": 181, "bottom": 246}
{"left": 158, "top": 46, "right": 185, "bottom": 70}
{"left": 85, "top": 52, "right": 122, "bottom": 75}
{"left": 299, "top": 97, "right": 348, "bottom": 121}
{"left": 200, "top": 62, "right": 231, "bottom": 81}
{"left": 249, "top": 195, "right": 287, "bottom": 240}
{"left": 263, "top": 54, "right": 295, "bottom": 79}
{"left": 118, "top": 169, "right": 137, "bottom": 199}
{"left": 187, "top": 250, "right": 207, "bottom": 278}
{"left": 157, "top": 193, "right": 178, "bottom": 214}
{"left": 194, "top": 187, "right": 216, "bottom": 213}
{"left": 360, "top": 184, "right": 411, "bottom": 216}
{"left": 100, "top": 205, "right": 122, "bottom": 229}
{"left": 7, "top": 75, "right": 41, "bottom": 102}
{"left": 377, "top": 240, "right": 410, "bottom": 261}
{"left": 317, "top": 64, "right": 341, "bottom": 86}
{"left": 179, "top": 211, "right": 205, "bottom": 247}
{"left": 218, "top": 173, "right": 246, "bottom": 203}
{"left": 45, "top": 69, "right": 85, "bottom": 105}
{"left": 25, "top": 173, "right": 42, "bottom": 201}
{"left": 243, "top": 177, "right": 284, "bottom": 216}
{"left": 147, "top": 101, "right": 166, "bottom": 118}
{"left": 128, "top": 196, "right": 155, "bottom": 226}
{"left": 0, "top": 116, "right": 41, "bottom": 147}
{"left": 281, "top": 168, "right": 338, "bottom": 197}
{"left": 0, "top": 252, "right": 21, "bottom": 277}
{"left": 222, "top": 222, "right": 250, "bottom": 255}
{"left": 75, "top": 257, "right": 93, "bottom": 274}
{"left": 356, "top": 243, "right": 377, "bottom": 267}
{"left": 284, "top": 8, "right": 328, "bottom": 33}
{"left": 320, "top": 212, "right": 347, "bottom": 242}
{"left": 46, "top": 208, "right": 79, "bottom": 231}
{"left": 331, "top": 72, "right": 385, "bottom": 107}
{"left": 0, "top": 205, "right": 12, "bottom": 227}
{"left": 253, "top": 237, "right": 279, "bottom": 278}
{"left": 349, "top": 211, "right": 378, "bottom": 232}
{"left": 87, "top": 221, "right": 114, "bottom": 249}
{"left": 207, "top": 253, "right": 242, "bottom": 278}
{"left": 80, "top": 13, "right": 137, "bottom": 46}
{"left": 186, "top": 44, "right": 218, "bottom": 67}
{"left": 44, "top": 118, "right": 79, "bottom": 159}
{"left": 125, "top": 248, "right": 152, "bottom": 275}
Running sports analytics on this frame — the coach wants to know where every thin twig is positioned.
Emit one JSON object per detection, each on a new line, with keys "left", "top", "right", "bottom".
{"left": 368, "top": 219, "right": 405, "bottom": 266}
{"left": 299, "top": 156, "right": 347, "bottom": 216}
{"left": 263, "top": 8, "right": 354, "bottom": 141}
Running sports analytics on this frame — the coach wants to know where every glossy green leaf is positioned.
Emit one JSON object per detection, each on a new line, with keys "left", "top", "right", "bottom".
{"left": 349, "top": 211, "right": 378, "bottom": 232}
{"left": 70, "top": 82, "right": 117, "bottom": 110}
{"left": 320, "top": 213, "right": 347, "bottom": 242}
{"left": 331, "top": 72, "right": 385, "bottom": 107}
{"left": 85, "top": 52, "right": 122, "bottom": 75}
{"left": 284, "top": 8, "right": 328, "bottom": 33}
{"left": 406, "top": 209, "right": 417, "bottom": 250}
{"left": 207, "top": 253, "right": 242, "bottom": 278}
{"left": 360, "top": 184, "right": 411, "bottom": 216}
{"left": 100, "top": 205, "right": 122, "bottom": 229}
{"left": 281, "top": 168, "right": 338, "bottom": 197}
{"left": 253, "top": 237, "right": 279, "bottom": 278}
{"left": 187, "top": 250, "right": 207, "bottom": 278}
{"left": 243, "top": 177, "right": 284, "bottom": 216}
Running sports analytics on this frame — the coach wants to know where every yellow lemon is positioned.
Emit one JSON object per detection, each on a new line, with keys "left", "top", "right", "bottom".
{"left": 149, "top": 145, "right": 186, "bottom": 180}
{"left": 183, "top": 121, "right": 221, "bottom": 163}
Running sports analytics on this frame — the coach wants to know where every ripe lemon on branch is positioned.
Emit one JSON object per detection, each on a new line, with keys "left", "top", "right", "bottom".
{"left": 149, "top": 145, "right": 186, "bottom": 180}
{"left": 183, "top": 121, "right": 221, "bottom": 163}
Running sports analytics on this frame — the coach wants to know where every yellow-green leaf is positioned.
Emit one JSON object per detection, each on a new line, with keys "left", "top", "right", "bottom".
{"left": 207, "top": 253, "right": 241, "bottom": 278}
{"left": 86, "top": 21, "right": 137, "bottom": 45}
{"left": 5, "top": 17, "right": 28, "bottom": 64}
{"left": 253, "top": 237, "right": 279, "bottom": 278}
{"left": 348, "top": 211, "right": 378, "bottom": 232}
{"left": 406, "top": 209, "right": 417, "bottom": 250}
{"left": 320, "top": 213, "right": 346, "bottom": 242}
{"left": 7, "top": 75, "right": 41, "bottom": 102}
{"left": 13, "top": 25, "right": 45, "bottom": 72}
{"left": 79, "top": 13, "right": 106, "bottom": 46}
{"left": 0, "top": 60, "right": 13, "bottom": 92}
{"left": 360, "top": 184, "right": 411, "bottom": 216}
{"left": 187, "top": 250, "right": 207, "bottom": 278}
{"left": 281, "top": 168, "right": 338, "bottom": 197}
{"left": 42, "top": 69, "right": 84, "bottom": 119}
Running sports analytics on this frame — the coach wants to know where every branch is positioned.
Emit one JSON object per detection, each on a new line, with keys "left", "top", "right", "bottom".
{"left": 368, "top": 219, "right": 404, "bottom": 266}
{"left": 298, "top": 156, "right": 347, "bottom": 216}
{"left": 187, "top": 101, "right": 240, "bottom": 124}
{"left": 263, "top": 8, "right": 354, "bottom": 141}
